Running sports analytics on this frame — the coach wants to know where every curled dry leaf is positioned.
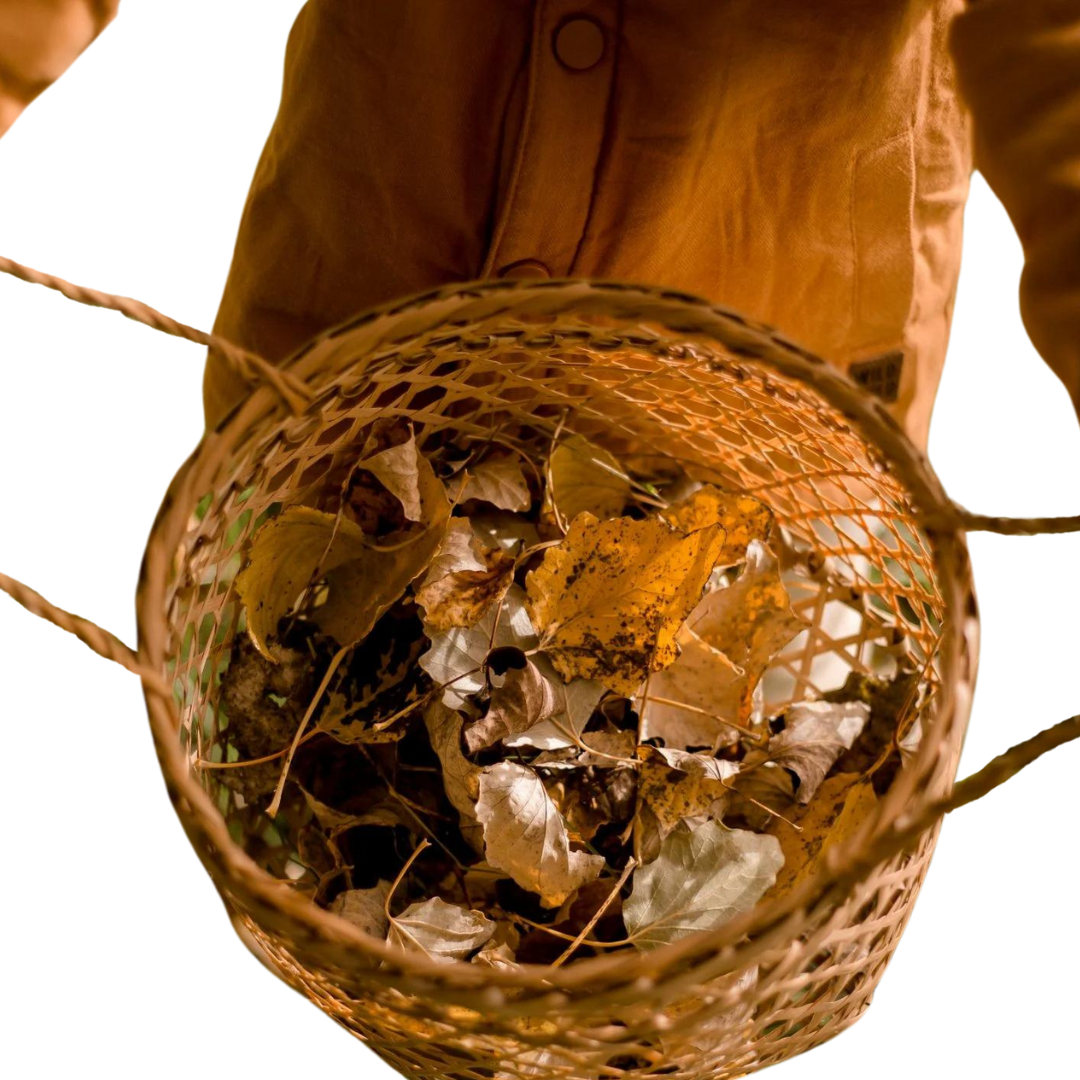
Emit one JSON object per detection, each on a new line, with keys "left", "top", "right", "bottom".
{"left": 736, "top": 700, "right": 870, "bottom": 814}
{"left": 387, "top": 896, "right": 496, "bottom": 962}
{"left": 460, "top": 453, "right": 532, "bottom": 511}
{"left": 419, "top": 585, "right": 537, "bottom": 709}
{"left": 764, "top": 773, "right": 877, "bottom": 902}
{"left": 423, "top": 700, "right": 482, "bottom": 828}
{"left": 356, "top": 418, "right": 424, "bottom": 521}
{"left": 463, "top": 658, "right": 556, "bottom": 753}
{"left": 637, "top": 746, "right": 740, "bottom": 838}
{"left": 503, "top": 655, "right": 606, "bottom": 751}
{"left": 236, "top": 456, "right": 449, "bottom": 659}
{"left": 526, "top": 502, "right": 730, "bottom": 696}
{"left": 329, "top": 880, "right": 392, "bottom": 938}
{"left": 416, "top": 542, "right": 516, "bottom": 632}
{"left": 475, "top": 761, "right": 605, "bottom": 907}
{"left": 623, "top": 821, "right": 783, "bottom": 949}
{"left": 547, "top": 434, "right": 632, "bottom": 523}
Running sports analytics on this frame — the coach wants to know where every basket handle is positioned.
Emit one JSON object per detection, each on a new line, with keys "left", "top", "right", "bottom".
{"left": 0, "top": 255, "right": 311, "bottom": 416}
{"left": 0, "top": 574, "right": 169, "bottom": 699}
{"left": 943, "top": 505, "right": 1080, "bottom": 536}
{"left": 1, "top": 567, "right": 1076, "bottom": 839}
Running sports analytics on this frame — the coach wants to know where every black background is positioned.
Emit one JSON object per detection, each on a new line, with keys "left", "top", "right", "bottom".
{"left": 4, "top": 6, "right": 1075, "bottom": 1071}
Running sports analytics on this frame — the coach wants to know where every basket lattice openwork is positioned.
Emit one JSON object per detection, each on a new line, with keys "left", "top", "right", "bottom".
{"left": 129, "top": 280, "right": 979, "bottom": 1080}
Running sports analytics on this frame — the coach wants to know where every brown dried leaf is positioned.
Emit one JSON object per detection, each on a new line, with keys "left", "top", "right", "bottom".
{"left": 461, "top": 453, "right": 531, "bottom": 511}
{"left": 475, "top": 761, "right": 605, "bottom": 907}
{"left": 543, "top": 760, "right": 637, "bottom": 842}
{"left": 641, "top": 632, "right": 746, "bottom": 750}
{"left": 419, "top": 586, "right": 537, "bottom": 709}
{"left": 503, "top": 656, "right": 606, "bottom": 751}
{"left": 736, "top": 700, "right": 869, "bottom": 815}
{"left": 463, "top": 659, "right": 556, "bottom": 753}
{"left": 416, "top": 543, "right": 516, "bottom": 632}
{"left": 525, "top": 508, "right": 729, "bottom": 696}
{"left": 637, "top": 746, "right": 739, "bottom": 838}
{"left": 356, "top": 419, "right": 424, "bottom": 521}
{"left": 387, "top": 897, "right": 496, "bottom": 962}
{"left": 423, "top": 700, "right": 482, "bottom": 828}
{"left": 764, "top": 774, "right": 877, "bottom": 902}
{"left": 329, "top": 881, "right": 392, "bottom": 938}
{"left": 236, "top": 456, "right": 449, "bottom": 658}
{"left": 639, "top": 540, "right": 812, "bottom": 743}
{"left": 548, "top": 434, "right": 632, "bottom": 523}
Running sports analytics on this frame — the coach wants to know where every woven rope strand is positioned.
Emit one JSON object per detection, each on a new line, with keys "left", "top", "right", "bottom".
{"left": 0, "top": 254, "right": 310, "bottom": 415}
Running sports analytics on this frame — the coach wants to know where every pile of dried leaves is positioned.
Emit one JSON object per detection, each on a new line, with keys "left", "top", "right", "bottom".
{"left": 213, "top": 420, "right": 921, "bottom": 966}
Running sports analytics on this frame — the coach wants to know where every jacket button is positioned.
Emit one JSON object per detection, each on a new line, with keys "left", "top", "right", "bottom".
{"left": 553, "top": 17, "right": 605, "bottom": 71}
{"left": 498, "top": 259, "right": 551, "bottom": 280}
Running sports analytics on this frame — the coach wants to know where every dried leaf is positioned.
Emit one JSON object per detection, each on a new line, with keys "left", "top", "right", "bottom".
{"left": 314, "top": 691, "right": 405, "bottom": 744}
{"left": 420, "top": 518, "right": 487, "bottom": 582}
{"left": 765, "top": 774, "right": 877, "bottom": 902}
{"left": 637, "top": 746, "right": 739, "bottom": 838}
{"left": 317, "top": 455, "right": 450, "bottom": 645}
{"left": 236, "top": 457, "right": 449, "bottom": 658}
{"left": 737, "top": 700, "right": 870, "bottom": 812}
{"left": 472, "top": 921, "right": 521, "bottom": 970}
{"left": 235, "top": 507, "right": 367, "bottom": 660}
{"left": 423, "top": 700, "right": 482, "bottom": 827}
{"left": 624, "top": 821, "right": 783, "bottom": 949}
{"left": 419, "top": 585, "right": 538, "bottom": 709}
{"left": 548, "top": 434, "right": 631, "bottom": 523}
{"left": 476, "top": 761, "right": 605, "bottom": 907}
{"left": 526, "top": 508, "right": 729, "bottom": 696}
{"left": 639, "top": 533, "right": 812, "bottom": 734}
{"left": 660, "top": 486, "right": 773, "bottom": 568}
{"left": 387, "top": 897, "right": 495, "bottom": 962}
{"left": 687, "top": 540, "right": 806, "bottom": 670}
{"left": 356, "top": 419, "right": 423, "bottom": 521}
{"left": 532, "top": 729, "right": 637, "bottom": 768}
{"left": 461, "top": 453, "right": 531, "bottom": 511}
{"left": 464, "top": 659, "right": 556, "bottom": 753}
{"left": 329, "top": 881, "right": 392, "bottom": 938}
{"left": 416, "top": 540, "right": 516, "bottom": 632}
{"left": 470, "top": 512, "right": 541, "bottom": 553}
{"left": 641, "top": 632, "right": 746, "bottom": 750}
{"left": 543, "top": 759, "right": 637, "bottom": 842}
{"left": 503, "top": 656, "right": 606, "bottom": 751}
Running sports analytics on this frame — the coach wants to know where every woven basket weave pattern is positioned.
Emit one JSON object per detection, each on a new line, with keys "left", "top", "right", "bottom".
{"left": 136, "top": 282, "right": 974, "bottom": 1080}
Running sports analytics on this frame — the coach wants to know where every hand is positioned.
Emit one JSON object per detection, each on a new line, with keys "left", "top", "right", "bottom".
{"left": 0, "top": 0, "right": 119, "bottom": 139}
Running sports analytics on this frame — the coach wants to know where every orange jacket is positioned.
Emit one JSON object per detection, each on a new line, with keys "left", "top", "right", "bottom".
{"left": 5, "top": 1, "right": 1080, "bottom": 450}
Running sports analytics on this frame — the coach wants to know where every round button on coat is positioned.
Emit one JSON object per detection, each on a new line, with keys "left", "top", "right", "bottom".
{"left": 498, "top": 259, "right": 551, "bottom": 280}
{"left": 554, "top": 17, "right": 606, "bottom": 71}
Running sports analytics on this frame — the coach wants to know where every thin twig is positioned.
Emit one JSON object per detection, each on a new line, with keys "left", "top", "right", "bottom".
{"left": 267, "top": 644, "right": 351, "bottom": 816}
{"left": 645, "top": 695, "right": 766, "bottom": 744}
{"left": 552, "top": 860, "right": 637, "bottom": 968}
{"left": 384, "top": 838, "right": 432, "bottom": 919}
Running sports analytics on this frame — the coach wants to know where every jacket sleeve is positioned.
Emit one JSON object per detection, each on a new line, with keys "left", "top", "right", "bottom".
{"left": 950, "top": 0, "right": 1080, "bottom": 420}
{"left": 0, "top": 0, "right": 119, "bottom": 138}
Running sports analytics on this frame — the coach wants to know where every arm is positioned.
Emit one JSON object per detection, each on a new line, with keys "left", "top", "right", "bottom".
{"left": 950, "top": 0, "right": 1080, "bottom": 420}
{"left": 0, "top": 0, "right": 119, "bottom": 138}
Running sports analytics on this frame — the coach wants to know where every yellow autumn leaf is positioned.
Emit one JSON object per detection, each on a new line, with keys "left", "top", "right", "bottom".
{"left": 236, "top": 455, "right": 449, "bottom": 659}
{"left": 547, "top": 434, "right": 632, "bottom": 524}
{"left": 764, "top": 773, "right": 878, "bottom": 902}
{"left": 525, "top": 508, "right": 729, "bottom": 696}
{"left": 660, "top": 486, "right": 773, "bottom": 568}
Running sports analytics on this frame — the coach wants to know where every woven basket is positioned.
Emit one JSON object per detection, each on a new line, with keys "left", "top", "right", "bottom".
{"left": 2, "top": 265, "right": 1077, "bottom": 1080}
